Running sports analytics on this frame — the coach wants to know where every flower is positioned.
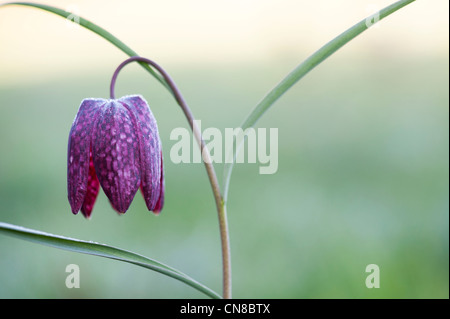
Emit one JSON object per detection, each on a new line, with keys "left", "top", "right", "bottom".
{"left": 67, "top": 95, "right": 164, "bottom": 218}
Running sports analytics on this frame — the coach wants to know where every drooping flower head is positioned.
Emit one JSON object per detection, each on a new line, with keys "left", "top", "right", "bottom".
{"left": 67, "top": 95, "right": 164, "bottom": 218}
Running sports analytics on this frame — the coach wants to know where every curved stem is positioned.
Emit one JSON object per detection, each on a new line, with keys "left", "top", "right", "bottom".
{"left": 222, "top": 0, "right": 417, "bottom": 203}
{"left": 110, "top": 56, "right": 231, "bottom": 299}
{"left": 0, "top": 2, "right": 172, "bottom": 93}
{"left": 0, "top": 222, "right": 222, "bottom": 299}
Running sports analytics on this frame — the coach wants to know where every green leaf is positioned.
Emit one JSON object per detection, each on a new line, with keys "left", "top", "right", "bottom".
{"left": 0, "top": 222, "right": 221, "bottom": 299}
{"left": 0, "top": 2, "right": 172, "bottom": 93}
{"left": 222, "top": 0, "right": 416, "bottom": 201}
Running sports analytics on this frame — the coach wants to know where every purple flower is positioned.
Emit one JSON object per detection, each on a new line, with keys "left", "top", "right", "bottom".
{"left": 67, "top": 95, "right": 164, "bottom": 218}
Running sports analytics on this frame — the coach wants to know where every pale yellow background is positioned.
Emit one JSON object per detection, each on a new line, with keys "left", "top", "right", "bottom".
{"left": 0, "top": 1, "right": 448, "bottom": 299}
{"left": 0, "top": 0, "right": 448, "bottom": 85}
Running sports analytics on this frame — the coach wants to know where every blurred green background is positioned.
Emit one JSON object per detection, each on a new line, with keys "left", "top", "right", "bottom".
{"left": 0, "top": 0, "right": 448, "bottom": 298}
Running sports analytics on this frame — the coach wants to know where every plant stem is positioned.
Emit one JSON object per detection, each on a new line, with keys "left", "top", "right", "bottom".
{"left": 0, "top": 2, "right": 172, "bottom": 93}
{"left": 110, "top": 56, "right": 231, "bottom": 299}
{"left": 222, "top": 0, "right": 416, "bottom": 202}
{"left": 218, "top": 202, "right": 231, "bottom": 299}
{"left": 0, "top": 222, "right": 222, "bottom": 299}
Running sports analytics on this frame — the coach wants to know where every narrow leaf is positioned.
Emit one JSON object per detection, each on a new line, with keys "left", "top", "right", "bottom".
{"left": 0, "top": 2, "right": 172, "bottom": 93}
{"left": 222, "top": 0, "right": 416, "bottom": 201}
{"left": 0, "top": 222, "right": 221, "bottom": 299}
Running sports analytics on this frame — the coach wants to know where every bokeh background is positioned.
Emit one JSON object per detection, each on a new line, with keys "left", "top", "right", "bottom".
{"left": 0, "top": 0, "right": 448, "bottom": 298}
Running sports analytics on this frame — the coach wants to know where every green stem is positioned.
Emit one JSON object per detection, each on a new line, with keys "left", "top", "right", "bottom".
{"left": 0, "top": 222, "right": 221, "bottom": 299}
{"left": 243, "top": 0, "right": 415, "bottom": 130}
{"left": 110, "top": 56, "right": 232, "bottom": 298}
{"left": 223, "top": 0, "right": 416, "bottom": 202}
{"left": 0, "top": 2, "right": 232, "bottom": 298}
{"left": 218, "top": 201, "right": 231, "bottom": 299}
{"left": 0, "top": 2, "right": 172, "bottom": 93}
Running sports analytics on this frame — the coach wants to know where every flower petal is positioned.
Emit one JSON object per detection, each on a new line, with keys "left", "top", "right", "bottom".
{"left": 80, "top": 153, "right": 100, "bottom": 218}
{"left": 67, "top": 98, "right": 105, "bottom": 215}
{"left": 119, "top": 95, "right": 163, "bottom": 213}
{"left": 92, "top": 100, "right": 141, "bottom": 213}
{"left": 152, "top": 152, "right": 165, "bottom": 214}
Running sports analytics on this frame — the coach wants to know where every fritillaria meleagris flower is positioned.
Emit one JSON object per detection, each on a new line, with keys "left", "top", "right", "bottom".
{"left": 67, "top": 95, "right": 164, "bottom": 218}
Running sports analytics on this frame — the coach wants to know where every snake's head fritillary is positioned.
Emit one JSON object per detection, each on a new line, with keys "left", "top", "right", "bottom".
{"left": 67, "top": 95, "right": 164, "bottom": 218}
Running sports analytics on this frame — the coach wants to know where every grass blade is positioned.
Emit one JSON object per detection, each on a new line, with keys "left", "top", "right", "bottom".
{"left": 0, "top": 2, "right": 172, "bottom": 93}
{"left": 223, "top": 0, "right": 416, "bottom": 201}
{"left": 0, "top": 222, "right": 221, "bottom": 299}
